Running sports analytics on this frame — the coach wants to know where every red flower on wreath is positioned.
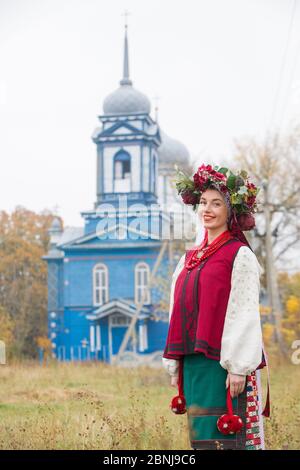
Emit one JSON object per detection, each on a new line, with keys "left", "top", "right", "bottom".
{"left": 246, "top": 181, "right": 257, "bottom": 191}
{"left": 181, "top": 190, "right": 199, "bottom": 206}
{"left": 237, "top": 213, "right": 256, "bottom": 231}
{"left": 193, "top": 173, "right": 208, "bottom": 190}
{"left": 198, "top": 164, "right": 212, "bottom": 172}
{"left": 193, "top": 164, "right": 227, "bottom": 191}
{"left": 246, "top": 195, "right": 256, "bottom": 208}
{"left": 214, "top": 172, "right": 227, "bottom": 181}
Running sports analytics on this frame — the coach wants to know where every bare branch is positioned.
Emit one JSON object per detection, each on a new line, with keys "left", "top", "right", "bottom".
{"left": 274, "top": 237, "right": 300, "bottom": 261}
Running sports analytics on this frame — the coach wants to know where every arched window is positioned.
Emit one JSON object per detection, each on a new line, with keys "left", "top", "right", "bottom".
{"left": 135, "top": 262, "right": 151, "bottom": 305}
{"left": 114, "top": 150, "right": 131, "bottom": 192}
{"left": 93, "top": 264, "right": 109, "bottom": 306}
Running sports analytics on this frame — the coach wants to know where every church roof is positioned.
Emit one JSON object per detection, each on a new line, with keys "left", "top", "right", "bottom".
{"left": 56, "top": 227, "right": 84, "bottom": 246}
{"left": 103, "top": 85, "right": 151, "bottom": 116}
{"left": 50, "top": 217, "right": 62, "bottom": 231}
{"left": 87, "top": 298, "right": 151, "bottom": 320}
{"left": 158, "top": 128, "right": 190, "bottom": 166}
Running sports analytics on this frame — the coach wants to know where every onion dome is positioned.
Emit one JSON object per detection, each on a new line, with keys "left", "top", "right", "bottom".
{"left": 102, "top": 25, "right": 151, "bottom": 116}
{"left": 158, "top": 129, "right": 190, "bottom": 166}
{"left": 49, "top": 217, "right": 62, "bottom": 233}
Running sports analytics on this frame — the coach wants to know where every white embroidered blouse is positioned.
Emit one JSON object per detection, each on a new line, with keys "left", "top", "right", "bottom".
{"left": 162, "top": 246, "right": 264, "bottom": 377}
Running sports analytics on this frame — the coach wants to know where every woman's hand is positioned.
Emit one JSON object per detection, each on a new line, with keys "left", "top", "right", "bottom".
{"left": 226, "top": 373, "right": 246, "bottom": 398}
{"left": 171, "top": 376, "right": 179, "bottom": 387}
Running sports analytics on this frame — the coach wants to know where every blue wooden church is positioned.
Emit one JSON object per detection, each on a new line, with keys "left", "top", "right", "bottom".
{"left": 42, "top": 25, "right": 191, "bottom": 364}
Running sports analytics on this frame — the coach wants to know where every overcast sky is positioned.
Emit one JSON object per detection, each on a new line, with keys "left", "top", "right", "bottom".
{"left": 1, "top": 0, "right": 300, "bottom": 227}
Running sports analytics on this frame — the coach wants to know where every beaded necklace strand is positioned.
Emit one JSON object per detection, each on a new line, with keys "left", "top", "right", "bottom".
{"left": 185, "top": 229, "right": 234, "bottom": 270}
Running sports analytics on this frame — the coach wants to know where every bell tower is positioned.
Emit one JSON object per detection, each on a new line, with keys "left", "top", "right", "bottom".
{"left": 91, "top": 22, "right": 161, "bottom": 209}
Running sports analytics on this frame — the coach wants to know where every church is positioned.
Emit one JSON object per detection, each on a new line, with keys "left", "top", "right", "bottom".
{"left": 42, "top": 24, "right": 192, "bottom": 364}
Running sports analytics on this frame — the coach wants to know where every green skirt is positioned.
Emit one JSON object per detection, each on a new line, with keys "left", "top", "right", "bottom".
{"left": 183, "top": 353, "right": 248, "bottom": 450}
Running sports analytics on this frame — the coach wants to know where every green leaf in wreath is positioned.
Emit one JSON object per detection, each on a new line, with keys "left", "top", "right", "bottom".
{"left": 216, "top": 167, "right": 228, "bottom": 176}
{"left": 227, "top": 174, "right": 236, "bottom": 190}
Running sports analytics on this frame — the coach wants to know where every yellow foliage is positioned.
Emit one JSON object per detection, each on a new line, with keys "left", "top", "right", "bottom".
{"left": 36, "top": 336, "right": 52, "bottom": 359}
{"left": 286, "top": 296, "right": 300, "bottom": 314}
{"left": 276, "top": 273, "right": 300, "bottom": 350}
{"left": 0, "top": 305, "right": 14, "bottom": 345}
{"left": 36, "top": 336, "right": 52, "bottom": 350}
{"left": 281, "top": 327, "right": 297, "bottom": 346}
{"left": 262, "top": 322, "right": 274, "bottom": 347}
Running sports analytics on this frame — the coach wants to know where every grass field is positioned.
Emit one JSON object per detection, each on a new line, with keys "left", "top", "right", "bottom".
{"left": 0, "top": 355, "right": 299, "bottom": 450}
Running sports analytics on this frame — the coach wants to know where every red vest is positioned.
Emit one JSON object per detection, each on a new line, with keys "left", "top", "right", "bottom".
{"left": 163, "top": 238, "right": 266, "bottom": 369}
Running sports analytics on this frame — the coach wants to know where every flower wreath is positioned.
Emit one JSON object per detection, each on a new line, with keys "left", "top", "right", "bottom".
{"left": 173, "top": 163, "right": 260, "bottom": 231}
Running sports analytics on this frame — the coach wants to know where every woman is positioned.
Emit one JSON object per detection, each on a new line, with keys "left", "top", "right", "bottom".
{"left": 162, "top": 164, "right": 270, "bottom": 450}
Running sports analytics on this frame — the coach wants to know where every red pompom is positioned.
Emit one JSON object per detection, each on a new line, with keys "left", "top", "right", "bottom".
{"left": 217, "top": 413, "right": 244, "bottom": 435}
{"left": 217, "top": 387, "right": 244, "bottom": 434}
{"left": 170, "top": 395, "right": 187, "bottom": 414}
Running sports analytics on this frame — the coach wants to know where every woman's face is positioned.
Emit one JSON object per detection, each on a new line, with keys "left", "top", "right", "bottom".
{"left": 197, "top": 189, "right": 229, "bottom": 229}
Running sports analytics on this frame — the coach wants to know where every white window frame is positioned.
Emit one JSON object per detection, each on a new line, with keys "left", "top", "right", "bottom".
{"left": 93, "top": 263, "right": 109, "bottom": 306}
{"left": 135, "top": 262, "right": 151, "bottom": 305}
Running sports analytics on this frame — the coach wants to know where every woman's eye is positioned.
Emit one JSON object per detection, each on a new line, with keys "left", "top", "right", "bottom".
{"left": 200, "top": 201, "right": 220, "bottom": 206}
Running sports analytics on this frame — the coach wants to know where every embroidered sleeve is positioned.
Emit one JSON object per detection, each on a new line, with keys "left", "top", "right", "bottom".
{"left": 220, "top": 246, "right": 264, "bottom": 376}
{"left": 161, "top": 254, "right": 185, "bottom": 377}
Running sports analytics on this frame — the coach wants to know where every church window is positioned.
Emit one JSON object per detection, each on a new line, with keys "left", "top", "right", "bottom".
{"left": 114, "top": 150, "right": 131, "bottom": 192}
{"left": 135, "top": 262, "right": 151, "bottom": 305}
{"left": 93, "top": 263, "right": 109, "bottom": 305}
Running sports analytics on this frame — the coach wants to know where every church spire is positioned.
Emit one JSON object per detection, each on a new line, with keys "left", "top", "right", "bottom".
{"left": 120, "top": 11, "right": 132, "bottom": 86}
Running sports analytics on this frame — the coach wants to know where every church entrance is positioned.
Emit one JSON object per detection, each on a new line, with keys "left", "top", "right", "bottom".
{"left": 108, "top": 313, "right": 136, "bottom": 361}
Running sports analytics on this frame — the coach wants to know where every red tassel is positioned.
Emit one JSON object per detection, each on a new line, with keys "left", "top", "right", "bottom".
{"left": 169, "top": 357, "right": 187, "bottom": 415}
{"left": 217, "top": 387, "right": 244, "bottom": 435}
{"left": 170, "top": 395, "right": 186, "bottom": 414}
{"left": 169, "top": 349, "right": 271, "bottom": 419}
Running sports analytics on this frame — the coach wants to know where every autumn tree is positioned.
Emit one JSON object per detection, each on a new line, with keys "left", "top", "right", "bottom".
{"left": 0, "top": 206, "right": 62, "bottom": 358}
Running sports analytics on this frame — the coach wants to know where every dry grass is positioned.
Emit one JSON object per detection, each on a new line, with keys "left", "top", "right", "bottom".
{"left": 262, "top": 353, "right": 300, "bottom": 450}
{"left": 0, "top": 355, "right": 299, "bottom": 450}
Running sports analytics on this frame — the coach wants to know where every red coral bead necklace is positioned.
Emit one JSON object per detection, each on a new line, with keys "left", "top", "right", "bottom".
{"left": 185, "top": 229, "right": 234, "bottom": 270}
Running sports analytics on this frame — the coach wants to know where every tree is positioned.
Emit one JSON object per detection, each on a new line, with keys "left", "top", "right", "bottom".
{"left": 0, "top": 206, "right": 62, "bottom": 358}
{"left": 232, "top": 126, "right": 300, "bottom": 355}
{"left": 0, "top": 305, "right": 14, "bottom": 360}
